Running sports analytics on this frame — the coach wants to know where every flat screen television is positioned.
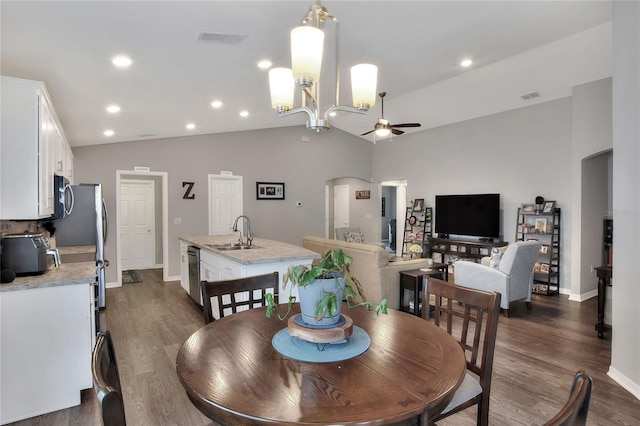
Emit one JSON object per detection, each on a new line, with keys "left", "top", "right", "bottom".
{"left": 435, "top": 193, "right": 500, "bottom": 239}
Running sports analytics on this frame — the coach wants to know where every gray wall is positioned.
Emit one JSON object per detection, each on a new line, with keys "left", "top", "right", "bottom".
{"left": 570, "top": 78, "right": 613, "bottom": 300}
{"left": 327, "top": 177, "right": 379, "bottom": 242}
{"left": 372, "top": 97, "right": 573, "bottom": 289}
{"left": 73, "top": 126, "right": 373, "bottom": 283}
{"left": 611, "top": 0, "right": 640, "bottom": 399}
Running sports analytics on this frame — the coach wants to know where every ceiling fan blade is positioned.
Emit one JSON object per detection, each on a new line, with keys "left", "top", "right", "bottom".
{"left": 360, "top": 129, "right": 375, "bottom": 136}
{"left": 390, "top": 123, "right": 422, "bottom": 128}
{"left": 391, "top": 128, "right": 405, "bottom": 135}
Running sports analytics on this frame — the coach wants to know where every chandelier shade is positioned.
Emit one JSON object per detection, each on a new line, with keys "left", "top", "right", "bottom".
{"left": 291, "top": 26, "right": 324, "bottom": 86}
{"left": 351, "top": 64, "right": 378, "bottom": 109}
{"left": 269, "top": 68, "right": 295, "bottom": 111}
{"left": 267, "top": 2, "right": 378, "bottom": 133}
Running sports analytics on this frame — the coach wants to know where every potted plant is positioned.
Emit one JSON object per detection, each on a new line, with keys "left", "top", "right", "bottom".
{"left": 265, "top": 248, "right": 387, "bottom": 325}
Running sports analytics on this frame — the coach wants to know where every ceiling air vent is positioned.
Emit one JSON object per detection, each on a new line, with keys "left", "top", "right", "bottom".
{"left": 197, "top": 32, "right": 247, "bottom": 45}
{"left": 521, "top": 91, "right": 541, "bottom": 101}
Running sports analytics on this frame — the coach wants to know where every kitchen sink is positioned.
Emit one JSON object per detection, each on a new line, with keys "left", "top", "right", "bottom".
{"left": 205, "top": 243, "right": 258, "bottom": 251}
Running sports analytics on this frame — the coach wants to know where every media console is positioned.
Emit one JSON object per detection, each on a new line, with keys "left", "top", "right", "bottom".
{"left": 426, "top": 237, "right": 507, "bottom": 262}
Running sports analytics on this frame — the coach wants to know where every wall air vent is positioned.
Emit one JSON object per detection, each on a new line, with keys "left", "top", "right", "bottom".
{"left": 197, "top": 32, "right": 248, "bottom": 45}
{"left": 521, "top": 91, "right": 541, "bottom": 100}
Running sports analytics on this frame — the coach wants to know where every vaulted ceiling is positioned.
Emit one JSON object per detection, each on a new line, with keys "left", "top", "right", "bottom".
{"left": 1, "top": 1, "right": 612, "bottom": 147}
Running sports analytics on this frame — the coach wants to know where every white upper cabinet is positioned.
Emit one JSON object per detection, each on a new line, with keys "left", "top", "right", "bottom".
{"left": 0, "top": 76, "right": 72, "bottom": 219}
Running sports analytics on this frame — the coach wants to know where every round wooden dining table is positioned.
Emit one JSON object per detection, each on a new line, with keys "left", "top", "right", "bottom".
{"left": 176, "top": 304, "right": 466, "bottom": 425}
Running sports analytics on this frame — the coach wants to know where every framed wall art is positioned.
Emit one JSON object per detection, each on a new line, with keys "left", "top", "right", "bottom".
{"left": 355, "top": 190, "right": 370, "bottom": 199}
{"left": 256, "top": 182, "right": 285, "bottom": 200}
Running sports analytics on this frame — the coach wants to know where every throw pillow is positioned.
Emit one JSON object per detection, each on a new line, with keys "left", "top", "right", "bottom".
{"left": 356, "top": 230, "right": 365, "bottom": 243}
{"left": 489, "top": 245, "right": 508, "bottom": 268}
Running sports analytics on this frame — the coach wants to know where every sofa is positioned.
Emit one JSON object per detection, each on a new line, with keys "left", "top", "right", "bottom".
{"left": 302, "top": 236, "right": 430, "bottom": 310}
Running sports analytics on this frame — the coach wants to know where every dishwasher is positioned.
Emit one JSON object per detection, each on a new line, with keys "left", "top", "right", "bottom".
{"left": 187, "top": 246, "right": 202, "bottom": 305}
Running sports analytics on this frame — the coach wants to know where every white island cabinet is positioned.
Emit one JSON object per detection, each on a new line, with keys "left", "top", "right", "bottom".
{"left": 179, "top": 236, "right": 319, "bottom": 319}
{"left": 0, "top": 263, "right": 96, "bottom": 425}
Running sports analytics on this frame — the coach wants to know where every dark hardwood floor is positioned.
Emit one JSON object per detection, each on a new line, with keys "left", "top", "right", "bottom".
{"left": 10, "top": 268, "right": 640, "bottom": 425}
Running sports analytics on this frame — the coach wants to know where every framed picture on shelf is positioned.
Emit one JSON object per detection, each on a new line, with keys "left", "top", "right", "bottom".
{"left": 535, "top": 218, "right": 547, "bottom": 233}
{"left": 542, "top": 201, "right": 556, "bottom": 214}
{"left": 256, "top": 182, "right": 285, "bottom": 200}
{"left": 522, "top": 203, "right": 535, "bottom": 214}
{"left": 534, "top": 262, "right": 541, "bottom": 272}
{"left": 540, "top": 245, "right": 549, "bottom": 254}
{"left": 413, "top": 199, "right": 424, "bottom": 211}
{"left": 540, "top": 263, "right": 550, "bottom": 273}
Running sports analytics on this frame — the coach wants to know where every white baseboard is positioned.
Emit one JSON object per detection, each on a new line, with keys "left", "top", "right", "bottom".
{"left": 106, "top": 281, "right": 120, "bottom": 288}
{"left": 568, "top": 289, "right": 598, "bottom": 302}
{"left": 608, "top": 366, "right": 640, "bottom": 400}
{"left": 166, "top": 275, "right": 180, "bottom": 282}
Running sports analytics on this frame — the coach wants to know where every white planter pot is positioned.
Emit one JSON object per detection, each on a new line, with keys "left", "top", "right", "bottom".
{"left": 297, "top": 277, "right": 345, "bottom": 326}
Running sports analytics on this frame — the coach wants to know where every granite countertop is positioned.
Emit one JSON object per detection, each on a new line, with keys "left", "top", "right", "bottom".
{"left": 0, "top": 262, "right": 96, "bottom": 292}
{"left": 180, "top": 235, "right": 319, "bottom": 265}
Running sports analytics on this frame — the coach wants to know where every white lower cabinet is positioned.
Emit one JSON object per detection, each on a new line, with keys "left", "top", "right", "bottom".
{"left": 179, "top": 241, "right": 189, "bottom": 293}
{"left": 0, "top": 282, "right": 94, "bottom": 425}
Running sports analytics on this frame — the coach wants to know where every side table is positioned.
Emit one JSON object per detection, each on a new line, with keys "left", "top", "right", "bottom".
{"left": 595, "top": 266, "right": 612, "bottom": 338}
{"left": 399, "top": 263, "right": 448, "bottom": 317}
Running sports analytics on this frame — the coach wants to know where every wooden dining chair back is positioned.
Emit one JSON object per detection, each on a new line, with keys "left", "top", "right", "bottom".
{"left": 420, "top": 277, "right": 501, "bottom": 426}
{"left": 201, "top": 272, "right": 279, "bottom": 323}
{"left": 92, "top": 330, "right": 126, "bottom": 426}
{"left": 543, "top": 370, "right": 593, "bottom": 426}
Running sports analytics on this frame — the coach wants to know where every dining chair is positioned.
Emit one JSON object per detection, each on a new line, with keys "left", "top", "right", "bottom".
{"left": 92, "top": 330, "right": 126, "bottom": 426}
{"left": 543, "top": 370, "right": 593, "bottom": 426}
{"left": 420, "top": 277, "right": 501, "bottom": 426}
{"left": 201, "top": 272, "right": 279, "bottom": 323}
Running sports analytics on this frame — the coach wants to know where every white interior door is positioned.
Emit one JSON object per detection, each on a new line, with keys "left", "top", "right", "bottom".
{"left": 120, "top": 180, "right": 155, "bottom": 270}
{"left": 334, "top": 185, "right": 350, "bottom": 236}
{"left": 209, "top": 175, "right": 243, "bottom": 235}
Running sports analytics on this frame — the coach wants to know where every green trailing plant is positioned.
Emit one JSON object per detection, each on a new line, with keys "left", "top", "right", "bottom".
{"left": 265, "top": 248, "right": 388, "bottom": 321}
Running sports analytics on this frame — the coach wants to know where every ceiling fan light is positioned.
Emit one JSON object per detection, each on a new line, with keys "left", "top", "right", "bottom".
{"left": 291, "top": 26, "right": 324, "bottom": 86}
{"left": 269, "top": 68, "right": 294, "bottom": 111}
{"left": 351, "top": 64, "right": 378, "bottom": 110}
{"left": 375, "top": 127, "right": 391, "bottom": 138}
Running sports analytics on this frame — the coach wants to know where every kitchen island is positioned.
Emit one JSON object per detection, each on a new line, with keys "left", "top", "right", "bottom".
{"left": 0, "top": 262, "right": 97, "bottom": 425}
{"left": 179, "top": 235, "right": 319, "bottom": 316}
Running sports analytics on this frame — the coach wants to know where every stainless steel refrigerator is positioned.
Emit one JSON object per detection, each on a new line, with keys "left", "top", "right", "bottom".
{"left": 55, "top": 183, "right": 109, "bottom": 308}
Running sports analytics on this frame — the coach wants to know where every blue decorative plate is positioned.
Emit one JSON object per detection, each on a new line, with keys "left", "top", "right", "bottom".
{"left": 292, "top": 313, "right": 346, "bottom": 329}
{"left": 272, "top": 326, "right": 371, "bottom": 363}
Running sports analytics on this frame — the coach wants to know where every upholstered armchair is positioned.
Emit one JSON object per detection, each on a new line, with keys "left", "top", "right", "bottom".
{"left": 454, "top": 241, "right": 541, "bottom": 316}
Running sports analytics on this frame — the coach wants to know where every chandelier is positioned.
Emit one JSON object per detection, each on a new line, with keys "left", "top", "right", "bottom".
{"left": 268, "top": 2, "right": 378, "bottom": 132}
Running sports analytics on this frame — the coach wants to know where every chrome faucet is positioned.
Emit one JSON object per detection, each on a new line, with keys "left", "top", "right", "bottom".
{"left": 232, "top": 215, "right": 253, "bottom": 246}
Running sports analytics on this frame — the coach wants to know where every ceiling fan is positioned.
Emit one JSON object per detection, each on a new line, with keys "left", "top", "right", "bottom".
{"left": 361, "top": 92, "right": 421, "bottom": 139}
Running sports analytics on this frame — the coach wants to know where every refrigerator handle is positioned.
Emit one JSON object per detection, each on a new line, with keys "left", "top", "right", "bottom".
{"left": 102, "top": 199, "right": 109, "bottom": 245}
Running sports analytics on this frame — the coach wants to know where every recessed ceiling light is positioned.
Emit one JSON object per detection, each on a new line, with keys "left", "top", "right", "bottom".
{"left": 460, "top": 59, "right": 473, "bottom": 67}
{"left": 329, "top": 111, "right": 337, "bottom": 117}
{"left": 211, "top": 100, "right": 223, "bottom": 108}
{"left": 106, "top": 105, "right": 121, "bottom": 113}
{"left": 186, "top": 123, "right": 196, "bottom": 130}
{"left": 104, "top": 129, "right": 114, "bottom": 136}
{"left": 257, "top": 60, "right": 273, "bottom": 69}
{"left": 112, "top": 55, "right": 132, "bottom": 68}
{"left": 239, "top": 110, "right": 249, "bottom": 118}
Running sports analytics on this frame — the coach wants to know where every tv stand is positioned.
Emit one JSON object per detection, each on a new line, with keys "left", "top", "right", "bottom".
{"left": 427, "top": 237, "right": 507, "bottom": 262}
